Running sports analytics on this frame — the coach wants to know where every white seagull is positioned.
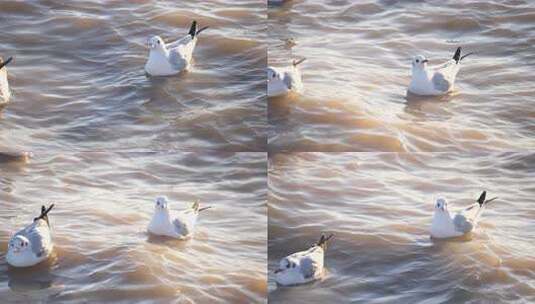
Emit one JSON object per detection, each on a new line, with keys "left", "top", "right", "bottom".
{"left": 274, "top": 234, "right": 333, "bottom": 286}
{"left": 408, "top": 47, "right": 473, "bottom": 96}
{"left": 144, "top": 20, "right": 208, "bottom": 76}
{"left": 431, "top": 191, "right": 498, "bottom": 239}
{"left": 147, "top": 196, "right": 212, "bottom": 239}
{"left": 267, "top": 58, "right": 305, "bottom": 97}
{"left": 6, "top": 204, "right": 55, "bottom": 267}
{"left": 0, "top": 56, "right": 13, "bottom": 104}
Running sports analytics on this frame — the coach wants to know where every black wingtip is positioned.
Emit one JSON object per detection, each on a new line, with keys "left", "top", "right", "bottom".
{"left": 453, "top": 47, "right": 462, "bottom": 63}
{"left": 34, "top": 203, "right": 54, "bottom": 225}
{"left": 188, "top": 20, "right": 198, "bottom": 38}
{"left": 196, "top": 26, "right": 209, "bottom": 36}
{"left": 0, "top": 56, "right": 13, "bottom": 70}
{"left": 317, "top": 233, "right": 334, "bottom": 250}
{"left": 292, "top": 58, "right": 306, "bottom": 66}
{"left": 477, "top": 191, "right": 487, "bottom": 206}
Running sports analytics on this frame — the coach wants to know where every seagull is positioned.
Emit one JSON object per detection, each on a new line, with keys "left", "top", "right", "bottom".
{"left": 0, "top": 56, "right": 13, "bottom": 104}
{"left": 147, "top": 196, "right": 212, "bottom": 239}
{"left": 267, "top": 58, "right": 305, "bottom": 97}
{"left": 408, "top": 47, "right": 473, "bottom": 96}
{"left": 430, "top": 191, "right": 498, "bottom": 239}
{"left": 144, "top": 20, "right": 208, "bottom": 76}
{"left": 274, "top": 234, "right": 333, "bottom": 286}
{"left": 6, "top": 204, "right": 55, "bottom": 267}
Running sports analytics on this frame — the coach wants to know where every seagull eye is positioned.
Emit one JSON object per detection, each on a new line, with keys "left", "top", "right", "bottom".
{"left": 416, "top": 59, "right": 419, "bottom": 63}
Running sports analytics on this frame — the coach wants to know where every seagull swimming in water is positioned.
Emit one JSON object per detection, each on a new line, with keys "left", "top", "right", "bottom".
{"left": 430, "top": 191, "right": 497, "bottom": 239}
{"left": 408, "top": 47, "right": 473, "bottom": 96}
{"left": 0, "top": 56, "right": 13, "bottom": 104}
{"left": 267, "top": 58, "right": 305, "bottom": 97}
{"left": 147, "top": 196, "right": 212, "bottom": 239}
{"left": 274, "top": 234, "right": 333, "bottom": 286}
{"left": 144, "top": 20, "right": 208, "bottom": 76}
{"left": 6, "top": 204, "right": 55, "bottom": 267}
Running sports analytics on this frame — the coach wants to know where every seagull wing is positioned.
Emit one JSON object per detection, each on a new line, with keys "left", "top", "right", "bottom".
{"left": 18, "top": 221, "right": 51, "bottom": 258}
{"left": 453, "top": 213, "right": 474, "bottom": 233}
{"left": 172, "top": 217, "right": 188, "bottom": 236}
{"left": 168, "top": 35, "right": 196, "bottom": 69}
{"left": 453, "top": 202, "right": 482, "bottom": 233}
{"left": 431, "top": 71, "right": 454, "bottom": 92}
{"left": 282, "top": 72, "right": 293, "bottom": 90}
{"left": 168, "top": 49, "right": 188, "bottom": 71}
{"left": 431, "top": 60, "right": 459, "bottom": 92}
{"left": 167, "top": 35, "right": 192, "bottom": 49}
{"left": 299, "top": 255, "right": 319, "bottom": 279}
{"left": 173, "top": 210, "right": 197, "bottom": 236}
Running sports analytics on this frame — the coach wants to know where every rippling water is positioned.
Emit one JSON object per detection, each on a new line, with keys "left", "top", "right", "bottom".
{"left": 0, "top": 152, "right": 267, "bottom": 303}
{"left": 268, "top": 152, "right": 535, "bottom": 303}
{"left": 268, "top": 0, "right": 535, "bottom": 152}
{"left": 0, "top": 0, "right": 266, "bottom": 152}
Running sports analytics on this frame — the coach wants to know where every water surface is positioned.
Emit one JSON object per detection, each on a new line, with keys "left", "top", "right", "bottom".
{"left": 0, "top": 152, "right": 267, "bottom": 303}
{"left": 268, "top": 0, "right": 535, "bottom": 152}
{"left": 0, "top": 0, "right": 266, "bottom": 152}
{"left": 268, "top": 152, "right": 535, "bottom": 303}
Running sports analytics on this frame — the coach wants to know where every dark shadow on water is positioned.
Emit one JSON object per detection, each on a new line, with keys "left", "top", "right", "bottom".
{"left": 6, "top": 255, "right": 58, "bottom": 292}
{"left": 268, "top": 0, "right": 296, "bottom": 9}
{"left": 146, "top": 233, "right": 189, "bottom": 250}
{"left": 0, "top": 151, "right": 32, "bottom": 164}
{"left": 403, "top": 90, "right": 456, "bottom": 121}
{"left": 430, "top": 233, "right": 473, "bottom": 245}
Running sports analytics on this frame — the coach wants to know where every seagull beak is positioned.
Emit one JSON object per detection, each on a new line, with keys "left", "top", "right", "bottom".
{"left": 274, "top": 268, "right": 283, "bottom": 274}
{"left": 422, "top": 59, "right": 429, "bottom": 64}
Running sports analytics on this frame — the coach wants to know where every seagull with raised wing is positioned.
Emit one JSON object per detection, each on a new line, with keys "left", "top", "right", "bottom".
{"left": 274, "top": 234, "right": 333, "bottom": 286}
{"left": 148, "top": 196, "right": 212, "bottom": 239}
{"left": 145, "top": 20, "right": 208, "bottom": 76}
{"left": 267, "top": 58, "right": 305, "bottom": 97}
{"left": 430, "top": 191, "right": 497, "bottom": 239}
{"left": 6, "top": 204, "right": 55, "bottom": 267}
{"left": 408, "top": 47, "right": 473, "bottom": 96}
{"left": 0, "top": 56, "right": 13, "bottom": 104}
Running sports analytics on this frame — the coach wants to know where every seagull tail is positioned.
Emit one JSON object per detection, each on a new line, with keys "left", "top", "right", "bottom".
{"left": 192, "top": 200, "right": 212, "bottom": 213}
{"left": 0, "top": 57, "right": 13, "bottom": 70}
{"left": 34, "top": 203, "right": 54, "bottom": 226}
{"left": 188, "top": 20, "right": 198, "bottom": 38}
{"left": 453, "top": 47, "right": 462, "bottom": 63}
{"left": 453, "top": 47, "right": 474, "bottom": 63}
{"left": 477, "top": 191, "right": 498, "bottom": 207}
{"left": 191, "top": 199, "right": 200, "bottom": 211}
{"left": 198, "top": 206, "right": 213, "bottom": 213}
{"left": 196, "top": 26, "right": 209, "bottom": 36}
{"left": 292, "top": 58, "right": 306, "bottom": 67}
{"left": 317, "top": 233, "right": 334, "bottom": 251}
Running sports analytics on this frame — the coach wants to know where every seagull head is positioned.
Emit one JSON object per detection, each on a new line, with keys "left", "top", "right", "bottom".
{"left": 274, "top": 257, "right": 299, "bottom": 277}
{"left": 267, "top": 67, "right": 281, "bottom": 82}
{"left": 435, "top": 198, "right": 448, "bottom": 212}
{"left": 148, "top": 36, "right": 166, "bottom": 52}
{"left": 155, "top": 196, "right": 169, "bottom": 211}
{"left": 412, "top": 55, "right": 428, "bottom": 69}
{"left": 9, "top": 235, "right": 30, "bottom": 255}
